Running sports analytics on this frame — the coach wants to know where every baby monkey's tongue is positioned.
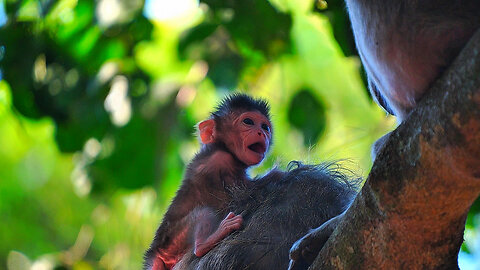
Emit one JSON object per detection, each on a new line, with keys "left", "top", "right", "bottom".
{"left": 248, "top": 143, "right": 265, "bottom": 154}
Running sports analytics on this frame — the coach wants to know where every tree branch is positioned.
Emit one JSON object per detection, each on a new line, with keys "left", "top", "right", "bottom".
{"left": 311, "top": 29, "right": 480, "bottom": 269}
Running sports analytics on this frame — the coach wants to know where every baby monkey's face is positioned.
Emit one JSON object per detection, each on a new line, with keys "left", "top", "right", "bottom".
{"left": 229, "top": 111, "right": 272, "bottom": 166}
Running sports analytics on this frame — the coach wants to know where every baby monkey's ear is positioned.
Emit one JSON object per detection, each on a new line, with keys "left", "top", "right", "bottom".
{"left": 198, "top": 119, "right": 216, "bottom": 144}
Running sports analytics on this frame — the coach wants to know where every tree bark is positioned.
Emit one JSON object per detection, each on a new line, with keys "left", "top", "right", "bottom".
{"left": 310, "top": 29, "right": 480, "bottom": 269}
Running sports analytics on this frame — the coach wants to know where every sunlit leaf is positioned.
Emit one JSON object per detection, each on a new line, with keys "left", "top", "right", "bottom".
{"left": 17, "top": 0, "right": 41, "bottom": 21}
{"left": 7, "top": 251, "right": 31, "bottom": 270}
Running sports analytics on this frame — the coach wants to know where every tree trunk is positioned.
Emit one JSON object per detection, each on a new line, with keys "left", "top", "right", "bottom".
{"left": 310, "top": 29, "right": 480, "bottom": 269}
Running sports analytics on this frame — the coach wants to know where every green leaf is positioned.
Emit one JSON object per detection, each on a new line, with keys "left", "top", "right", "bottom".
{"left": 288, "top": 89, "right": 326, "bottom": 146}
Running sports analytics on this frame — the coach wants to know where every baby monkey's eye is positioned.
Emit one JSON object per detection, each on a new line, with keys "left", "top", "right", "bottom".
{"left": 261, "top": 123, "right": 270, "bottom": 132}
{"left": 243, "top": 118, "right": 254, "bottom": 125}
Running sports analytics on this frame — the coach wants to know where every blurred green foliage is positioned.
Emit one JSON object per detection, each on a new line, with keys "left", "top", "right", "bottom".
{"left": 0, "top": 0, "right": 478, "bottom": 269}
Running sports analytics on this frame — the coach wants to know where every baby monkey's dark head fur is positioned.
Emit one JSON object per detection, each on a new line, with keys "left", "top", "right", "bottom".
{"left": 212, "top": 93, "right": 271, "bottom": 121}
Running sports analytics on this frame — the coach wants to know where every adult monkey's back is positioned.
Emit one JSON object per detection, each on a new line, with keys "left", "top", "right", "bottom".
{"left": 173, "top": 163, "right": 358, "bottom": 270}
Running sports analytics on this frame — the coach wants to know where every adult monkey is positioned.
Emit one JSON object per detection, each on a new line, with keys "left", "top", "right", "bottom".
{"left": 289, "top": 1, "right": 480, "bottom": 268}
{"left": 347, "top": 0, "right": 480, "bottom": 121}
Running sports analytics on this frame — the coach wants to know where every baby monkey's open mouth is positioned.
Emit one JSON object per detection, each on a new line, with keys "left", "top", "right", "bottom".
{"left": 248, "top": 142, "right": 266, "bottom": 154}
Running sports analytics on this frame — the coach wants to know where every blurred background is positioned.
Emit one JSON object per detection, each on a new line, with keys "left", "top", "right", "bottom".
{"left": 0, "top": 0, "right": 479, "bottom": 269}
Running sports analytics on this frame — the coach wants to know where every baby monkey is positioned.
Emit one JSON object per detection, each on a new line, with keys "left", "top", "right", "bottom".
{"left": 143, "top": 94, "right": 272, "bottom": 270}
